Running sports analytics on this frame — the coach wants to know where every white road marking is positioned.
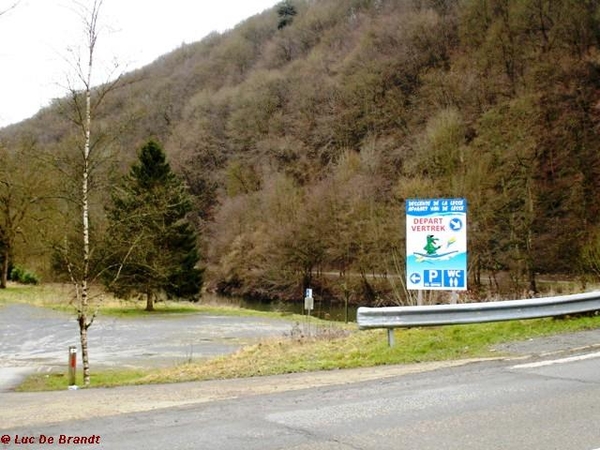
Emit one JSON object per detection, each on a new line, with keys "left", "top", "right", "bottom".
{"left": 512, "top": 351, "right": 600, "bottom": 369}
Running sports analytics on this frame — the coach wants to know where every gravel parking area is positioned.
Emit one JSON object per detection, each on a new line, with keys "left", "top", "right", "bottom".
{"left": 0, "top": 303, "right": 295, "bottom": 391}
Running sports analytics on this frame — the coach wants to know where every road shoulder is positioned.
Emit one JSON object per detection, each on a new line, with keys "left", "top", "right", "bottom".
{"left": 0, "top": 359, "right": 483, "bottom": 429}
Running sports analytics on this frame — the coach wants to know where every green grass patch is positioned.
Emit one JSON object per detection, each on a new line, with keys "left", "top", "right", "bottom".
{"left": 99, "top": 303, "right": 300, "bottom": 319}
{"left": 0, "top": 283, "right": 66, "bottom": 305}
{"left": 0, "top": 283, "right": 305, "bottom": 321}
{"left": 100, "top": 303, "right": 210, "bottom": 318}
{"left": 16, "top": 368, "right": 153, "bottom": 392}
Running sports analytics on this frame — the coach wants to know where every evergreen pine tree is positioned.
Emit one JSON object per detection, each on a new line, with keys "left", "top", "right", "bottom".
{"left": 276, "top": 0, "right": 296, "bottom": 29}
{"left": 103, "top": 140, "right": 203, "bottom": 310}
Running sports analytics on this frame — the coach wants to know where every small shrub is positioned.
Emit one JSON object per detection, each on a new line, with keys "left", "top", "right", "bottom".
{"left": 10, "top": 266, "right": 40, "bottom": 285}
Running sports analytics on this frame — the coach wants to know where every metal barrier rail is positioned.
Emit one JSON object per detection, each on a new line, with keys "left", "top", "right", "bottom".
{"left": 357, "top": 291, "right": 600, "bottom": 346}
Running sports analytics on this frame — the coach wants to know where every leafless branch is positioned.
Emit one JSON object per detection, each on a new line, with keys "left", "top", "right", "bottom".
{"left": 0, "top": 1, "right": 19, "bottom": 17}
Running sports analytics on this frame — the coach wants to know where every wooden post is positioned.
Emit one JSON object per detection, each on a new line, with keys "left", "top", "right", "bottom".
{"left": 68, "top": 346, "right": 77, "bottom": 389}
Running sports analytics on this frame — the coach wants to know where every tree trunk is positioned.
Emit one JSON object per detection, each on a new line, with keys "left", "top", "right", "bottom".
{"left": 527, "top": 265, "right": 538, "bottom": 297}
{"left": 0, "top": 248, "right": 8, "bottom": 288}
{"left": 78, "top": 68, "right": 92, "bottom": 387}
{"left": 75, "top": 0, "right": 100, "bottom": 388}
{"left": 78, "top": 311, "right": 90, "bottom": 386}
{"left": 473, "top": 254, "right": 481, "bottom": 288}
{"left": 360, "top": 271, "right": 377, "bottom": 304}
{"left": 146, "top": 293, "right": 155, "bottom": 311}
{"left": 0, "top": 265, "right": 7, "bottom": 288}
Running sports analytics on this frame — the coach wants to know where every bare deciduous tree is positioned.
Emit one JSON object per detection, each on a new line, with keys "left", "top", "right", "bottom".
{"left": 54, "top": 0, "right": 121, "bottom": 387}
{"left": 0, "top": 141, "right": 47, "bottom": 288}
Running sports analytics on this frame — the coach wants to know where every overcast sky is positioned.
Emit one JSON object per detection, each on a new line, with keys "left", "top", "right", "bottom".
{"left": 0, "top": 0, "right": 279, "bottom": 128}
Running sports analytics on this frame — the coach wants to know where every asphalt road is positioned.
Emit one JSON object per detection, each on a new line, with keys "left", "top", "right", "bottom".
{"left": 0, "top": 303, "right": 294, "bottom": 391}
{"left": 1, "top": 350, "right": 599, "bottom": 449}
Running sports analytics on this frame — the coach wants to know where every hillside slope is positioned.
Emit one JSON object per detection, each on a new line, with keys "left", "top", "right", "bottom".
{"left": 2, "top": 0, "right": 600, "bottom": 304}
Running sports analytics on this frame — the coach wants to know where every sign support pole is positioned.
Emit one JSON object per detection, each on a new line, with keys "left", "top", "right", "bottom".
{"left": 304, "top": 288, "right": 314, "bottom": 336}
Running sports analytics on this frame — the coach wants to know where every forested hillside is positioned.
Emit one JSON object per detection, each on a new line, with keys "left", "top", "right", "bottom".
{"left": 2, "top": 0, "right": 600, "bottom": 305}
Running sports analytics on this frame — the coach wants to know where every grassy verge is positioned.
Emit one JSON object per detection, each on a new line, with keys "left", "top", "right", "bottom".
{"left": 130, "top": 314, "right": 600, "bottom": 384}
{"left": 16, "top": 313, "right": 600, "bottom": 392}
{"left": 0, "top": 283, "right": 299, "bottom": 319}
{"left": 17, "top": 369, "right": 153, "bottom": 392}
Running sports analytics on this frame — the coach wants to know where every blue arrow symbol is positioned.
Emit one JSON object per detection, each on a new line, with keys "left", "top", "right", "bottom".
{"left": 410, "top": 273, "right": 421, "bottom": 284}
{"left": 449, "top": 218, "right": 462, "bottom": 231}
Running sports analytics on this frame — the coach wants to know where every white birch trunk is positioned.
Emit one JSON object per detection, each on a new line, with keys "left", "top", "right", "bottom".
{"left": 77, "top": 0, "right": 101, "bottom": 387}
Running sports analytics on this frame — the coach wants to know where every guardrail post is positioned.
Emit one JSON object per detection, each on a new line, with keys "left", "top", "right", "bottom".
{"left": 387, "top": 329, "right": 395, "bottom": 347}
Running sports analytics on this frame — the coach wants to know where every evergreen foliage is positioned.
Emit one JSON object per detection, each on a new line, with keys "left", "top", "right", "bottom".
{"left": 9, "top": 265, "right": 39, "bottom": 285}
{"left": 103, "top": 140, "right": 202, "bottom": 310}
{"left": 276, "top": 0, "right": 297, "bottom": 29}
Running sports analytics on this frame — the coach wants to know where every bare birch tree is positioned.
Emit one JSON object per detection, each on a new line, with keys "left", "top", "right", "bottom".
{"left": 55, "top": 0, "right": 121, "bottom": 386}
{"left": 77, "top": 0, "right": 96, "bottom": 387}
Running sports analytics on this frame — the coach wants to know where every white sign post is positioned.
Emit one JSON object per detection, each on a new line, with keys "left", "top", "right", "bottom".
{"left": 304, "top": 288, "right": 314, "bottom": 336}
{"left": 304, "top": 288, "right": 314, "bottom": 311}
{"left": 406, "top": 198, "right": 467, "bottom": 292}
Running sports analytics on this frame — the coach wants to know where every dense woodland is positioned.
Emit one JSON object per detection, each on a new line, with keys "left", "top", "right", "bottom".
{"left": 3, "top": 0, "right": 600, "bottom": 306}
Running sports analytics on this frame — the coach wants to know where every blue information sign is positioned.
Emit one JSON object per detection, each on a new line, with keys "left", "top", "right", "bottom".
{"left": 406, "top": 198, "right": 467, "bottom": 291}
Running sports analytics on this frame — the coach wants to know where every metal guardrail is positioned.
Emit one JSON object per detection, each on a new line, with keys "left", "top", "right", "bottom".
{"left": 357, "top": 291, "right": 600, "bottom": 346}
